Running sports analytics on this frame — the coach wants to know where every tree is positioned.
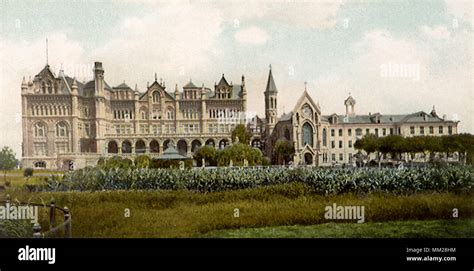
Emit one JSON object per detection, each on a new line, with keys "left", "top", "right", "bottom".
{"left": 423, "top": 136, "right": 442, "bottom": 162}
{"left": 441, "top": 135, "right": 460, "bottom": 160}
{"left": 0, "top": 146, "right": 18, "bottom": 183}
{"left": 354, "top": 134, "right": 379, "bottom": 159}
{"left": 404, "top": 136, "right": 425, "bottom": 162}
{"left": 231, "top": 124, "right": 252, "bottom": 145}
{"left": 449, "top": 134, "right": 474, "bottom": 165}
{"left": 273, "top": 139, "right": 295, "bottom": 165}
{"left": 194, "top": 145, "right": 218, "bottom": 166}
{"left": 378, "top": 135, "right": 405, "bottom": 161}
{"left": 134, "top": 155, "right": 151, "bottom": 168}
{"left": 217, "top": 143, "right": 262, "bottom": 166}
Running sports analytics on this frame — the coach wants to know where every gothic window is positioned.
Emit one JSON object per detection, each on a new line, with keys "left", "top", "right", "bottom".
{"left": 141, "top": 111, "right": 147, "bottom": 120}
{"left": 56, "top": 143, "right": 69, "bottom": 153}
{"left": 56, "top": 122, "right": 68, "bottom": 137}
{"left": 152, "top": 91, "right": 160, "bottom": 103}
{"left": 302, "top": 122, "right": 313, "bottom": 147}
{"left": 166, "top": 107, "right": 175, "bottom": 120}
{"left": 85, "top": 123, "right": 91, "bottom": 137}
{"left": 34, "top": 122, "right": 46, "bottom": 137}
{"left": 322, "top": 128, "right": 327, "bottom": 147}
{"left": 42, "top": 82, "right": 46, "bottom": 94}
{"left": 284, "top": 128, "right": 291, "bottom": 141}
{"left": 47, "top": 81, "right": 52, "bottom": 94}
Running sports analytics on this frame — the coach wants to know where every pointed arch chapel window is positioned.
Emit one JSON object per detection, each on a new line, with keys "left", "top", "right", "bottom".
{"left": 302, "top": 123, "right": 313, "bottom": 147}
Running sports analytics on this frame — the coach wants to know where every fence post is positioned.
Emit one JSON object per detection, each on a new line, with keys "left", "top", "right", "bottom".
{"left": 64, "top": 207, "right": 72, "bottom": 238}
{"left": 33, "top": 223, "right": 42, "bottom": 238}
{"left": 49, "top": 200, "right": 55, "bottom": 231}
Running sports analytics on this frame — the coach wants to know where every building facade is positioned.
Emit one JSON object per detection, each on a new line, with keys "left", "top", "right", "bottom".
{"left": 21, "top": 62, "right": 263, "bottom": 169}
{"left": 266, "top": 78, "right": 459, "bottom": 166}
{"left": 21, "top": 62, "right": 459, "bottom": 169}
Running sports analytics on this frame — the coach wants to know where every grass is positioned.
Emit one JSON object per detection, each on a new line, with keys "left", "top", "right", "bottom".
{"left": 5, "top": 183, "right": 474, "bottom": 238}
{"left": 203, "top": 219, "right": 474, "bottom": 238}
{"left": 2, "top": 169, "right": 64, "bottom": 175}
{"left": 1, "top": 175, "right": 48, "bottom": 189}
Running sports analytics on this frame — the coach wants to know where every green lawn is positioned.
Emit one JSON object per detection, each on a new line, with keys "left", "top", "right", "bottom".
{"left": 5, "top": 184, "right": 474, "bottom": 238}
{"left": 204, "top": 219, "right": 474, "bottom": 238}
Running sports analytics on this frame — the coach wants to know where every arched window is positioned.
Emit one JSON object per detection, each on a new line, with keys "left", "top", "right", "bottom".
{"left": 152, "top": 91, "right": 160, "bottom": 103}
{"left": 47, "top": 81, "right": 52, "bottom": 94}
{"left": 322, "top": 128, "right": 327, "bottom": 147}
{"left": 34, "top": 122, "right": 46, "bottom": 137}
{"left": 284, "top": 128, "right": 291, "bottom": 141}
{"left": 34, "top": 161, "right": 46, "bottom": 168}
{"left": 135, "top": 140, "right": 146, "bottom": 153}
{"left": 122, "top": 140, "right": 132, "bottom": 153}
{"left": 150, "top": 140, "right": 159, "bottom": 153}
{"left": 191, "top": 140, "right": 202, "bottom": 152}
{"left": 56, "top": 122, "right": 68, "bottom": 137}
{"left": 166, "top": 107, "right": 174, "bottom": 120}
{"left": 107, "top": 141, "right": 118, "bottom": 154}
{"left": 302, "top": 122, "right": 314, "bottom": 147}
{"left": 141, "top": 111, "right": 147, "bottom": 120}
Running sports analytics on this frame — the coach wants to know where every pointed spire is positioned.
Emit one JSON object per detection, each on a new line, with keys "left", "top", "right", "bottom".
{"left": 155, "top": 73, "right": 157, "bottom": 82}
{"left": 45, "top": 38, "right": 49, "bottom": 66}
{"left": 265, "top": 64, "right": 278, "bottom": 93}
{"left": 58, "top": 63, "right": 65, "bottom": 77}
{"left": 28, "top": 76, "right": 32, "bottom": 85}
{"left": 21, "top": 76, "right": 27, "bottom": 88}
{"left": 135, "top": 83, "right": 138, "bottom": 91}
{"left": 71, "top": 77, "right": 78, "bottom": 94}
{"left": 304, "top": 81, "right": 308, "bottom": 91}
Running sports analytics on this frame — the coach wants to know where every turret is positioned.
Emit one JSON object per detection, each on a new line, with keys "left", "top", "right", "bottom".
{"left": 94, "top": 62, "right": 105, "bottom": 96}
{"left": 174, "top": 84, "right": 180, "bottom": 100}
{"left": 71, "top": 77, "right": 78, "bottom": 95}
{"left": 344, "top": 94, "right": 356, "bottom": 117}
{"left": 21, "top": 76, "right": 28, "bottom": 93}
{"left": 264, "top": 65, "right": 278, "bottom": 135}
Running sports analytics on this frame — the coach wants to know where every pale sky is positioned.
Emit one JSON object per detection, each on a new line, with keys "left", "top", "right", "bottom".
{"left": 0, "top": 0, "right": 473, "bottom": 158}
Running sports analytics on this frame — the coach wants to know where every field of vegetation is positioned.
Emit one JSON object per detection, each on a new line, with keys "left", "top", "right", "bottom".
{"left": 4, "top": 183, "right": 474, "bottom": 238}
{"left": 37, "top": 166, "right": 473, "bottom": 194}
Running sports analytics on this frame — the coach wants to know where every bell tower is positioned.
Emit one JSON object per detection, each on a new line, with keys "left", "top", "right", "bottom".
{"left": 264, "top": 65, "right": 278, "bottom": 135}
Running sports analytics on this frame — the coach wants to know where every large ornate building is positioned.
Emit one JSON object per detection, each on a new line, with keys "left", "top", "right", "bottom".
{"left": 21, "top": 62, "right": 459, "bottom": 169}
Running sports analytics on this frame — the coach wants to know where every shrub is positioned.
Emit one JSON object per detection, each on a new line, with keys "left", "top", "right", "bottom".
{"left": 135, "top": 155, "right": 151, "bottom": 169}
{"left": 23, "top": 168, "right": 34, "bottom": 178}
{"left": 194, "top": 146, "right": 218, "bottom": 166}
{"left": 217, "top": 143, "right": 263, "bottom": 166}
{"left": 150, "top": 159, "right": 192, "bottom": 169}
